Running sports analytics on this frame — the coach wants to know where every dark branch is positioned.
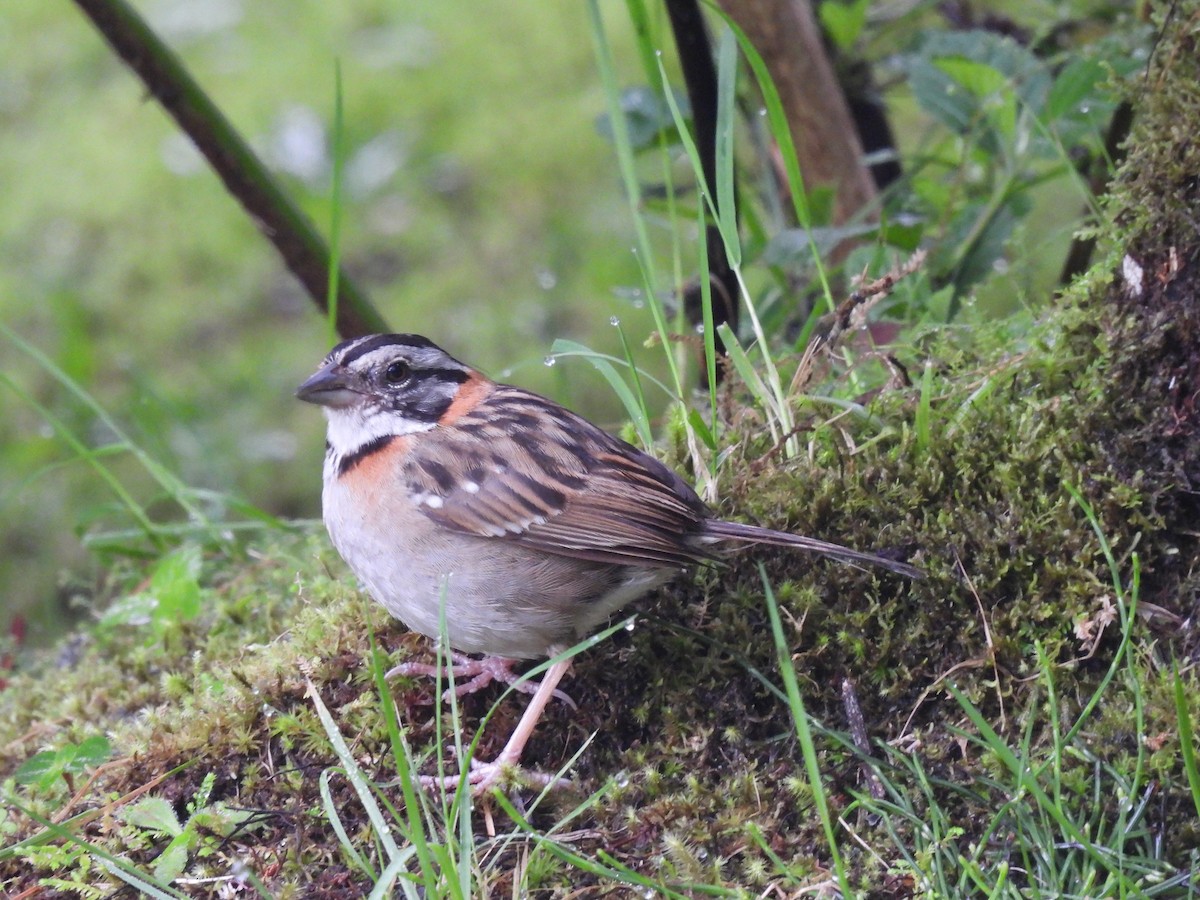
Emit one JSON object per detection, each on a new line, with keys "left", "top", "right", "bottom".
{"left": 666, "top": 0, "right": 740, "bottom": 386}
{"left": 71, "top": 0, "right": 389, "bottom": 339}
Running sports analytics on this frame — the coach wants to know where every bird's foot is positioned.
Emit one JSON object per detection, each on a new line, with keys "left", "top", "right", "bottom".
{"left": 418, "top": 753, "right": 571, "bottom": 796}
{"left": 387, "top": 653, "right": 576, "bottom": 709}
{"left": 411, "top": 656, "right": 577, "bottom": 796}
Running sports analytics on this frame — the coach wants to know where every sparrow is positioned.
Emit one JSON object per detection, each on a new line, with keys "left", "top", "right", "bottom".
{"left": 297, "top": 333, "right": 920, "bottom": 793}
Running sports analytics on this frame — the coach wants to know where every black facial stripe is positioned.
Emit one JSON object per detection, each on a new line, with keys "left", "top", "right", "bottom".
{"left": 421, "top": 367, "right": 471, "bottom": 385}
{"left": 336, "top": 333, "right": 441, "bottom": 366}
{"left": 385, "top": 368, "right": 471, "bottom": 422}
{"left": 336, "top": 434, "right": 396, "bottom": 477}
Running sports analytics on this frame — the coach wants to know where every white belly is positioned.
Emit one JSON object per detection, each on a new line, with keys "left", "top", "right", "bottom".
{"left": 323, "top": 476, "right": 672, "bottom": 658}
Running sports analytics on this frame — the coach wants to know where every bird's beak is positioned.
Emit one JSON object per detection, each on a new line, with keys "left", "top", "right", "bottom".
{"left": 296, "top": 363, "right": 360, "bottom": 408}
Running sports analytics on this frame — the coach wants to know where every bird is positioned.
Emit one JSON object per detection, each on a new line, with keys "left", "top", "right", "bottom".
{"left": 297, "top": 332, "right": 920, "bottom": 794}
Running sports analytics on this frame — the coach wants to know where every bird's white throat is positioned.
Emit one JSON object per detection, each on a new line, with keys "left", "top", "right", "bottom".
{"left": 323, "top": 406, "right": 435, "bottom": 469}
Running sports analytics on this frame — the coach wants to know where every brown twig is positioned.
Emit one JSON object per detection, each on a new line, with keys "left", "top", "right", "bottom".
{"left": 841, "top": 677, "right": 884, "bottom": 800}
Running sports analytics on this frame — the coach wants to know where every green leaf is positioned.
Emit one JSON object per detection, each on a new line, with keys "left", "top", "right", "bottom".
{"left": 917, "top": 30, "right": 1049, "bottom": 112}
{"left": 951, "top": 194, "right": 1026, "bottom": 294}
{"left": 124, "top": 797, "right": 184, "bottom": 837}
{"left": 66, "top": 734, "right": 111, "bottom": 772}
{"left": 98, "top": 593, "right": 159, "bottom": 629}
{"left": 686, "top": 408, "right": 717, "bottom": 451}
{"left": 594, "top": 86, "right": 689, "bottom": 150}
{"left": 13, "top": 734, "right": 111, "bottom": 788}
{"left": 713, "top": 24, "right": 740, "bottom": 266}
{"left": 935, "top": 57, "right": 1015, "bottom": 139}
{"left": 14, "top": 750, "right": 62, "bottom": 787}
{"left": 906, "top": 56, "right": 979, "bottom": 135}
{"left": 1043, "top": 56, "right": 1107, "bottom": 122}
{"left": 189, "top": 802, "right": 261, "bottom": 837}
{"left": 904, "top": 30, "right": 1050, "bottom": 150}
{"left": 149, "top": 545, "right": 203, "bottom": 625}
{"left": 818, "top": 0, "right": 869, "bottom": 51}
{"left": 762, "top": 224, "right": 879, "bottom": 267}
{"left": 880, "top": 215, "right": 925, "bottom": 252}
{"left": 153, "top": 835, "right": 192, "bottom": 884}
{"left": 550, "top": 339, "right": 653, "bottom": 447}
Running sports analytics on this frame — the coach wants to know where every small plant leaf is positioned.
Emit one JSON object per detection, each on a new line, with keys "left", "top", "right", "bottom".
{"left": 98, "top": 593, "right": 158, "bottom": 629}
{"left": 149, "top": 545, "right": 203, "bottom": 624}
{"left": 13, "top": 734, "right": 110, "bottom": 789}
{"left": 934, "top": 57, "right": 1015, "bottom": 139}
{"left": 819, "top": 0, "right": 869, "bottom": 51}
{"left": 66, "top": 734, "right": 112, "bottom": 772}
{"left": 762, "top": 224, "right": 879, "bottom": 267}
{"left": 153, "top": 835, "right": 192, "bottom": 884}
{"left": 124, "top": 796, "right": 185, "bottom": 837}
{"left": 1044, "top": 55, "right": 1107, "bottom": 122}
{"left": 14, "top": 750, "right": 62, "bottom": 787}
{"left": 594, "top": 86, "right": 689, "bottom": 151}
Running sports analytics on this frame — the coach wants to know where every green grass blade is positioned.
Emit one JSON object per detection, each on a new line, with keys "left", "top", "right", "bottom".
{"left": 705, "top": 5, "right": 835, "bottom": 313}
{"left": 1173, "top": 662, "right": 1200, "bottom": 821}
{"left": 1, "top": 322, "right": 212, "bottom": 532}
{"left": 306, "top": 678, "right": 401, "bottom": 861}
{"left": 367, "top": 624, "right": 440, "bottom": 896}
{"left": 98, "top": 859, "right": 185, "bottom": 899}
{"left": 0, "top": 372, "right": 161, "bottom": 546}
{"left": 714, "top": 24, "right": 740, "bottom": 266}
{"left": 758, "top": 563, "right": 851, "bottom": 895}
{"left": 550, "top": 339, "right": 653, "bottom": 447}
{"left": 319, "top": 767, "right": 375, "bottom": 878}
{"left": 367, "top": 847, "right": 421, "bottom": 900}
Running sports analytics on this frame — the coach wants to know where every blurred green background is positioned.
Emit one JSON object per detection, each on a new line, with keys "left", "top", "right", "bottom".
{"left": 1, "top": 1, "right": 659, "bottom": 643}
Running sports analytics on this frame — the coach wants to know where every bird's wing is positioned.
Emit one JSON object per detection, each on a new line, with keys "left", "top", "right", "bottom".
{"left": 403, "top": 386, "right": 712, "bottom": 568}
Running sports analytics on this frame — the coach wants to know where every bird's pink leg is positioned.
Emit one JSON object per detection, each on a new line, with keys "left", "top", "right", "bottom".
{"left": 388, "top": 652, "right": 576, "bottom": 708}
{"left": 419, "top": 656, "right": 575, "bottom": 795}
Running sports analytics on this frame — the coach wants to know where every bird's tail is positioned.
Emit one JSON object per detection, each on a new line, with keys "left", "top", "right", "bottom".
{"left": 703, "top": 519, "right": 923, "bottom": 579}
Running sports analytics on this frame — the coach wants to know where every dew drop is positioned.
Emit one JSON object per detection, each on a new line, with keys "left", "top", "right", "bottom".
{"left": 694, "top": 323, "right": 705, "bottom": 335}
{"left": 624, "top": 616, "right": 637, "bottom": 632}
{"left": 610, "top": 315, "right": 621, "bottom": 327}
{"left": 543, "top": 355, "right": 557, "bottom": 367}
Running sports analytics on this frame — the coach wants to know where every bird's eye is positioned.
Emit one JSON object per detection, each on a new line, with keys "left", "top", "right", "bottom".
{"left": 384, "top": 361, "right": 411, "bottom": 385}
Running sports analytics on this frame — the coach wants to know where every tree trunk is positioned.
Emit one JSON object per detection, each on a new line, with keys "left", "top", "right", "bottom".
{"left": 719, "top": 0, "right": 876, "bottom": 225}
